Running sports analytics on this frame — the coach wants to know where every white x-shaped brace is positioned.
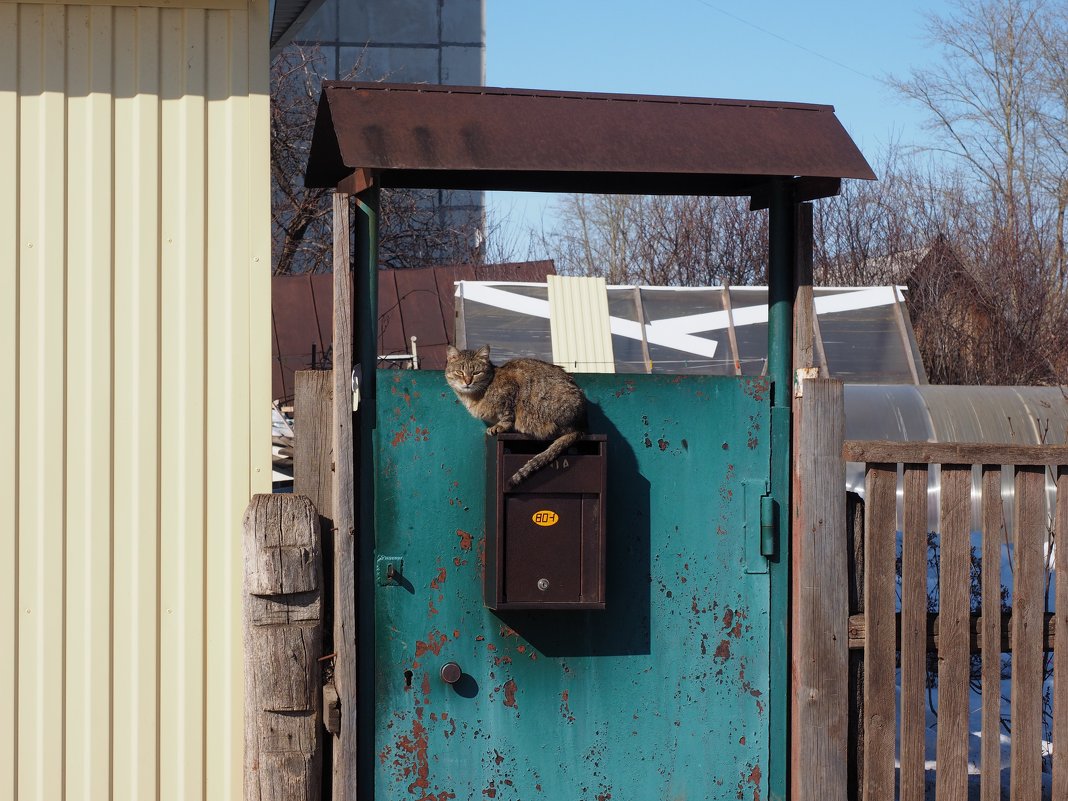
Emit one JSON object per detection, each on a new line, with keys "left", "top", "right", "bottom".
{"left": 457, "top": 283, "right": 906, "bottom": 361}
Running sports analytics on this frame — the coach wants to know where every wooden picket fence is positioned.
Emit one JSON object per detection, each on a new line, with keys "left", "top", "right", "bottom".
{"left": 843, "top": 440, "right": 1068, "bottom": 801}
{"left": 791, "top": 379, "right": 1068, "bottom": 801}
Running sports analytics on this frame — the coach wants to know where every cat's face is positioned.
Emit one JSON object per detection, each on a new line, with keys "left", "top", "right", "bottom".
{"left": 445, "top": 345, "right": 493, "bottom": 394}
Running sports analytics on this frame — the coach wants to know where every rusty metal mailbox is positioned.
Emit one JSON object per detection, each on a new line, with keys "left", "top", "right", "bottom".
{"left": 484, "top": 433, "right": 607, "bottom": 610}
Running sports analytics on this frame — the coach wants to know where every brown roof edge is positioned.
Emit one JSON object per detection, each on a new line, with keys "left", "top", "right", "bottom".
{"left": 305, "top": 81, "right": 876, "bottom": 195}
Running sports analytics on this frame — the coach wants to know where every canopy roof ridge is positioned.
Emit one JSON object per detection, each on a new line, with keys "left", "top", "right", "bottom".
{"left": 305, "top": 81, "right": 876, "bottom": 197}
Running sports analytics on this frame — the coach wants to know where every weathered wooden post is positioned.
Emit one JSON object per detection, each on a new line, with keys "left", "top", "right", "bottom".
{"left": 243, "top": 493, "right": 323, "bottom": 801}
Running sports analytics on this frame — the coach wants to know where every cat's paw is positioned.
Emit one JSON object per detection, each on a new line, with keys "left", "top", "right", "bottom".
{"left": 486, "top": 422, "right": 511, "bottom": 436}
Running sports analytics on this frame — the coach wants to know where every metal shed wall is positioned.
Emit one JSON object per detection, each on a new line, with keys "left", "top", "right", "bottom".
{"left": 0, "top": 1, "right": 271, "bottom": 799}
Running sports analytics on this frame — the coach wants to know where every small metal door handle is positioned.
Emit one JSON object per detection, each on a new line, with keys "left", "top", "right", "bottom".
{"left": 440, "top": 662, "right": 462, "bottom": 685}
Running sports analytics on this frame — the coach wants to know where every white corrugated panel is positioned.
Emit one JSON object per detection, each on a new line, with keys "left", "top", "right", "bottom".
{"left": 547, "top": 275, "right": 615, "bottom": 373}
{"left": 0, "top": 1, "right": 271, "bottom": 799}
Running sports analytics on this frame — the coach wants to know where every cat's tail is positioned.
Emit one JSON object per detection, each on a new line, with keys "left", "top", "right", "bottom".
{"left": 508, "top": 431, "right": 583, "bottom": 488}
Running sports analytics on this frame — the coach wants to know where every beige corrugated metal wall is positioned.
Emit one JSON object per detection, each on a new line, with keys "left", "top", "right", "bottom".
{"left": 0, "top": 0, "right": 271, "bottom": 798}
{"left": 547, "top": 275, "right": 615, "bottom": 373}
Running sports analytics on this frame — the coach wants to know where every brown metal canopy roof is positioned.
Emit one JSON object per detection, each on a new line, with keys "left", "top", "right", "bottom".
{"left": 304, "top": 82, "right": 876, "bottom": 198}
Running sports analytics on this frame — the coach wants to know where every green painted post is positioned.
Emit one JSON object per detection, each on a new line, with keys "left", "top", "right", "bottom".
{"left": 355, "top": 185, "right": 379, "bottom": 800}
{"left": 767, "top": 178, "right": 794, "bottom": 801}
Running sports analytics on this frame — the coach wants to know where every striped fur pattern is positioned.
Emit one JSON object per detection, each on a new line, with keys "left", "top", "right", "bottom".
{"left": 445, "top": 345, "right": 587, "bottom": 487}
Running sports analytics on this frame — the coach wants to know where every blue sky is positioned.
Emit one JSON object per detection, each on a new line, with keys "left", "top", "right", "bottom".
{"left": 484, "top": 0, "right": 956, "bottom": 241}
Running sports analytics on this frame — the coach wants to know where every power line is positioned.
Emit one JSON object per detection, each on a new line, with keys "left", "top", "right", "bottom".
{"left": 694, "top": 1, "right": 876, "bottom": 82}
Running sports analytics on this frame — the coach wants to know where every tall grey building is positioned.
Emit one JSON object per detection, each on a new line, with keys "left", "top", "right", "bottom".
{"left": 273, "top": 0, "right": 487, "bottom": 257}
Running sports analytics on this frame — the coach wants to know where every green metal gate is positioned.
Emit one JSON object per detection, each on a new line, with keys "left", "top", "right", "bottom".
{"left": 372, "top": 370, "right": 774, "bottom": 800}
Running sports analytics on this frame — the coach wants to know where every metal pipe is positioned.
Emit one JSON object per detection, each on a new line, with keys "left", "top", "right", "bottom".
{"left": 354, "top": 184, "right": 379, "bottom": 801}
{"left": 766, "top": 178, "right": 794, "bottom": 801}
{"left": 768, "top": 180, "right": 793, "bottom": 410}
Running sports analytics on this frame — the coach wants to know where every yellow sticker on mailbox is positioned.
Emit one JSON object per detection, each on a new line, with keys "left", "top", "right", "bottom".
{"left": 532, "top": 510, "right": 559, "bottom": 527}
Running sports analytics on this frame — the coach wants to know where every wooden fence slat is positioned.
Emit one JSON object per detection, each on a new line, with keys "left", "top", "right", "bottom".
{"left": 936, "top": 464, "right": 971, "bottom": 801}
{"left": 1010, "top": 466, "right": 1046, "bottom": 801}
{"left": 980, "top": 466, "right": 1004, "bottom": 801}
{"left": 794, "top": 378, "right": 847, "bottom": 801}
{"left": 900, "top": 464, "right": 928, "bottom": 801}
{"left": 295, "top": 369, "right": 337, "bottom": 787}
{"left": 1054, "top": 466, "right": 1068, "bottom": 800}
{"left": 843, "top": 440, "right": 1068, "bottom": 466}
{"left": 862, "top": 464, "right": 897, "bottom": 801}
{"left": 847, "top": 492, "right": 865, "bottom": 801}
{"left": 331, "top": 191, "right": 358, "bottom": 801}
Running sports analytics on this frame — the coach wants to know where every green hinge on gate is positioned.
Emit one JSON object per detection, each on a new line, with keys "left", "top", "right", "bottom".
{"left": 743, "top": 480, "right": 774, "bottom": 574}
{"left": 760, "top": 494, "right": 776, "bottom": 558}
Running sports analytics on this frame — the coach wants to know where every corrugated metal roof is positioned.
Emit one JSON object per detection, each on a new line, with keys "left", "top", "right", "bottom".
{"left": 305, "top": 82, "right": 876, "bottom": 194}
{"left": 271, "top": 260, "right": 556, "bottom": 401}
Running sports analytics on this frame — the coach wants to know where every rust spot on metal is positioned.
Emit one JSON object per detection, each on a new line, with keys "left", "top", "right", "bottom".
{"left": 393, "top": 718, "right": 430, "bottom": 795}
{"left": 415, "top": 630, "right": 448, "bottom": 658}
{"left": 723, "top": 606, "right": 746, "bottom": 638}
{"left": 456, "top": 529, "right": 473, "bottom": 551}
{"left": 657, "top": 438, "right": 669, "bottom": 451}
{"left": 391, "top": 427, "right": 410, "bottom": 447}
{"left": 430, "top": 567, "right": 447, "bottom": 589}
{"left": 743, "top": 376, "right": 769, "bottom": 403}
{"left": 714, "top": 639, "right": 732, "bottom": 660}
{"left": 560, "top": 690, "right": 575, "bottom": 723}
{"left": 747, "top": 764, "right": 762, "bottom": 801}
{"left": 493, "top": 749, "right": 505, "bottom": 766}
{"left": 502, "top": 679, "right": 518, "bottom": 710}
{"left": 613, "top": 380, "right": 635, "bottom": 398}
{"left": 643, "top": 434, "right": 652, "bottom": 448}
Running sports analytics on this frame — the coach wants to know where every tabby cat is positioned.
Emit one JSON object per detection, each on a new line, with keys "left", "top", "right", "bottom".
{"left": 445, "top": 344, "right": 587, "bottom": 486}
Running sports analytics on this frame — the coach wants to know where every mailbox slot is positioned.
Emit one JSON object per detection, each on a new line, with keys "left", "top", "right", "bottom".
{"left": 485, "top": 434, "right": 607, "bottom": 610}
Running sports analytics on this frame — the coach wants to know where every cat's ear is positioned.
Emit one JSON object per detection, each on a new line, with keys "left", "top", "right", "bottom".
{"left": 446, "top": 345, "right": 460, "bottom": 361}
{"left": 475, "top": 344, "right": 491, "bottom": 359}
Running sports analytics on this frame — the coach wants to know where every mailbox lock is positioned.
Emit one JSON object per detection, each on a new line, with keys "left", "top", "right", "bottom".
{"left": 537, "top": 578, "right": 550, "bottom": 592}
{"left": 439, "top": 662, "right": 462, "bottom": 685}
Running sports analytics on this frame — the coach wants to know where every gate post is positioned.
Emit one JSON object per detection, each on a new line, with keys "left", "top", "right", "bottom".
{"left": 792, "top": 379, "right": 848, "bottom": 799}
{"left": 331, "top": 189, "right": 359, "bottom": 801}
{"left": 243, "top": 493, "right": 324, "bottom": 801}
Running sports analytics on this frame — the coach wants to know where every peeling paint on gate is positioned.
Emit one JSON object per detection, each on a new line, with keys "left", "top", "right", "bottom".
{"left": 374, "top": 373, "right": 771, "bottom": 800}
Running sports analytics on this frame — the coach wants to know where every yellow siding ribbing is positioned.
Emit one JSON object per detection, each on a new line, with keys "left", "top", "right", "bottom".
{"left": 65, "top": 6, "right": 114, "bottom": 800}
{"left": 0, "top": 5, "right": 18, "bottom": 801}
{"left": 2, "top": 1, "right": 270, "bottom": 799}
